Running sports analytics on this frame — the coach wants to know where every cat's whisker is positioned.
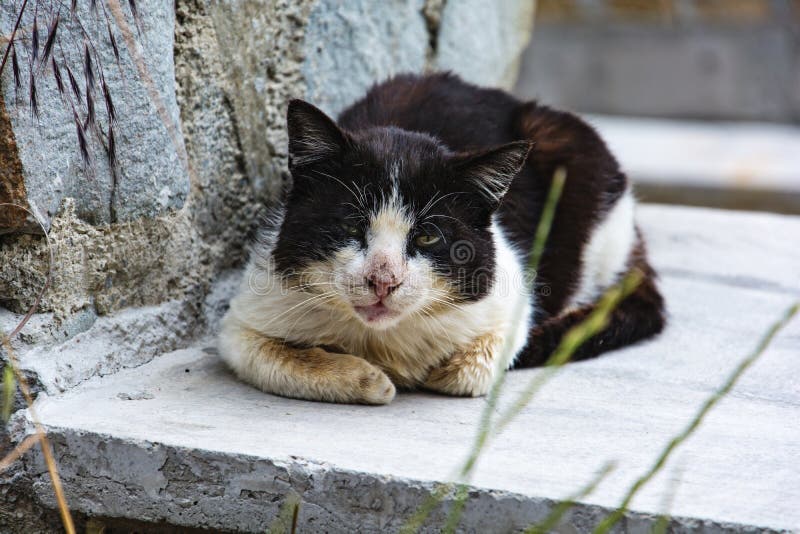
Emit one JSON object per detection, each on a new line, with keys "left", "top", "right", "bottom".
{"left": 423, "top": 213, "right": 460, "bottom": 224}
{"left": 282, "top": 293, "right": 340, "bottom": 343}
{"left": 420, "top": 220, "right": 446, "bottom": 241}
{"left": 419, "top": 308, "right": 455, "bottom": 348}
{"left": 312, "top": 170, "right": 369, "bottom": 212}
{"left": 425, "top": 296, "right": 465, "bottom": 314}
{"left": 417, "top": 191, "right": 465, "bottom": 219}
{"left": 261, "top": 291, "right": 339, "bottom": 327}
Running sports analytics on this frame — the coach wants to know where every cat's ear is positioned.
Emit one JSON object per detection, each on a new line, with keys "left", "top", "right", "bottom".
{"left": 287, "top": 99, "right": 349, "bottom": 169}
{"left": 453, "top": 141, "right": 532, "bottom": 208}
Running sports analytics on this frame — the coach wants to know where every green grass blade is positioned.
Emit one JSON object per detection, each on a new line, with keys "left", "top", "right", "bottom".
{"left": 594, "top": 301, "right": 800, "bottom": 534}
{"left": 525, "top": 462, "right": 616, "bottom": 534}
{"left": 2, "top": 366, "right": 16, "bottom": 423}
{"left": 496, "top": 270, "right": 642, "bottom": 434}
{"left": 399, "top": 483, "right": 453, "bottom": 534}
{"left": 401, "top": 168, "right": 567, "bottom": 533}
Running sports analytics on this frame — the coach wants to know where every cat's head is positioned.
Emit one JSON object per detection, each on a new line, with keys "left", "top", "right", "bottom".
{"left": 271, "top": 99, "right": 529, "bottom": 330}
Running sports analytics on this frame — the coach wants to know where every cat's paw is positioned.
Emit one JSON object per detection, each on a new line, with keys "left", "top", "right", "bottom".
{"left": 356, "top": 364, "right": 396, "bottom": 405}
{"left": 305, "top": 350, "right": 396, "bottom": 405}
{"left": 424, "top": 352, "right": 494, "bottom": 397}
{"left": 424, "top": 333, "right": 501, "bottom": 397}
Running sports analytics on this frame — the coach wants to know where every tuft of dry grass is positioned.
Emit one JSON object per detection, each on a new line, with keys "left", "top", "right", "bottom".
{"left": 40, "top": 13, "right": 58, "bottom": 66}
{"left": 0, "top": 0, "right": 142, "bottom": 180}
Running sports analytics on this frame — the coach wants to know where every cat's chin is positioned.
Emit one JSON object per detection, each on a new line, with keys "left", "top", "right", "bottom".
{"left": 353, "top": 302, "right": 403, "bottom": 329}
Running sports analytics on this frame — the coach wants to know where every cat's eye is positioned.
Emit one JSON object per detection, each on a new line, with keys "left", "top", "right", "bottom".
{"left": 415, "top": 234, "right": 441, "bottom": 247}
{"left": 341, "top": 223, "right": 361, "bottom": 237}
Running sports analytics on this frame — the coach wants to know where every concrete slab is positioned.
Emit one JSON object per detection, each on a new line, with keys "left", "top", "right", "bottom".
{"left": 17, "top": 205, "right": 800, "bottom": 532}
{"left": 586, "top": 115, "right": 800, "bottom": 214}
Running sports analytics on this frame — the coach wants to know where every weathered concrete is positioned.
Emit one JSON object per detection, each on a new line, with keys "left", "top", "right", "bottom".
{"left": 13, "top": 205, "right": 800, "bottom": 532}
{"left": 586, "top": 115, "right": 800, "bottom": 214}
{"left": 0, "top": 268, "right": 241, "bottom": 394}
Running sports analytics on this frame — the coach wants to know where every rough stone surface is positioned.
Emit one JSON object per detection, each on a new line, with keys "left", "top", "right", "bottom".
{"left": 13, "top": 205, "right": 800, "bottom": 533}
{"left": 585, "top": 115, "right": 800, "bottom": 214}
{"left": 302, "top": 0, "right": 428, "bottom": 117}
{"left": 205, "top": 0, "right": 314, "bottom": 202}
{"left": 0, "top": 199, "right": 206, "bottom": 317}
{"left": 0, "top": 97, "right": 28, "bottom": 232}
{"left": 435, "top": 0, "right": 535, "bottom": 90}
{"left": 0, "top": 0, "right": 189, "bottom": 230}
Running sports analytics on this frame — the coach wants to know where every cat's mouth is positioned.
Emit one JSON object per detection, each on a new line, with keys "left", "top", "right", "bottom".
{"left": 353, "top": 301, "right": 399, "bottom": 324}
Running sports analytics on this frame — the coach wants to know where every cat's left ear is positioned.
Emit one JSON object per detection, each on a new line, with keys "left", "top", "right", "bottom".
{"left": 453, "top": 141, "right": 532, "bottom": 209}
{"left": 287, "top": 99, "right": 349, "bottom": 169}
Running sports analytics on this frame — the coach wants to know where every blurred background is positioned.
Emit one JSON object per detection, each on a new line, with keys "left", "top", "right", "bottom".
{"left": 514, "top": 0, "right": 800, "bottom": 214}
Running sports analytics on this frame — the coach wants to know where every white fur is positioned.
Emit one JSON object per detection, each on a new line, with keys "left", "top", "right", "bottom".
{"left": 490, "top": 218, "right": 534, "bottom": 368}
{"left": 219, "top": 210, "right": 534, "bottom": 391}
{"left": 569, "top": 188, "right": 636, "bottom": 307}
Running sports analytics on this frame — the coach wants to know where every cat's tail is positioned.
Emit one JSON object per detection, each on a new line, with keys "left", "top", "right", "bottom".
{"left": 512, "top": 237, "right": 666, "bottom": 368}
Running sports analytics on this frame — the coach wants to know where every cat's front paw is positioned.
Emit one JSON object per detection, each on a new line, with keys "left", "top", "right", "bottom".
{"left": 424, "top": 333, "right": 502, "bottom": 397}
{"left": 356, "top": 364, "right": 397, "bottom": 405}
{"left": 424, "top": 352, "right": 493, "bottom": 397}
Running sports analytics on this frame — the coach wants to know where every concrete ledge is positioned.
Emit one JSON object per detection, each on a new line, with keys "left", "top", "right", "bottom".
{"left": 586, "top": 116, "right": 800, "bottom": 214}
{"left": 16, "top": 205, "right": 800, "bottom": 532}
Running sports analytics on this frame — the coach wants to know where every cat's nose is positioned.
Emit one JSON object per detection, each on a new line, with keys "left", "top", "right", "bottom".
{"left": 366, "top": 274, "right": 402, "bottom": 298}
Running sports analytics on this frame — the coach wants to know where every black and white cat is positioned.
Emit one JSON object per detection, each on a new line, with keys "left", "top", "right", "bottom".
{"left": 218, "top": 73, "right": 665, "bottom": 404}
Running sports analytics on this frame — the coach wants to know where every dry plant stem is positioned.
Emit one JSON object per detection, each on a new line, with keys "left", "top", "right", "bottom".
{"left": 524, "top": 461, "right": 616, "bottom": 534}
{"left": 2, "top": 367, "right": 14, "bottom": 422}
{"left": 441, "top": 271, "right": 641, "bottom": 532}
{"left": 1, "top": 336, "right": 76, "bottom": 534}
{"left": 593, "top": 301, "right": 800, "bottom": 534}
{"left": 0, "top": 204, "right": 55, "bottom": 339}
{"left": 441, "top": 483, "right": 469, "bottom": 534}
{"left": 460, "top": 167, "right": 566, "bottom": 480}
{"left": 106, "top": 0, "right": 194, "bottom": 198}
{"left": 651, "top": 464, "right": 684, "bottom": 534}
{"left": 266, "top": 491, "right": 302, "bottom": 534}
{"left": 0, "top": 434, "right": 39, "bottom": 471}
{"left": 398, "top": 483, "right": 453, "bottom": 534}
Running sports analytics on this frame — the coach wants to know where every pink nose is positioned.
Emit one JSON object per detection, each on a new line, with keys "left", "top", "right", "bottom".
{"left": 366, "top": 272, "right": 402, "bottom": 298}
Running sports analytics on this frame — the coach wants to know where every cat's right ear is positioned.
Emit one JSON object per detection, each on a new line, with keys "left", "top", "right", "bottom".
{"left": 287, "top": 99, "right": 349, "bottom": 169}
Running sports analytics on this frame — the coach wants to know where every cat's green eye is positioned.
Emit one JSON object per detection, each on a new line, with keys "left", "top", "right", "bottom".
{"left": 341, "top": 223, "right": 361, "bottom": 237}
{"left": 415, "top": 234, "right": 441, "bottom": 247}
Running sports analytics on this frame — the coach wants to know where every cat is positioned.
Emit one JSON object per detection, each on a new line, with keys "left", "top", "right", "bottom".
{"left": 218, "top": 72, "right": 665, "bottom": 405}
